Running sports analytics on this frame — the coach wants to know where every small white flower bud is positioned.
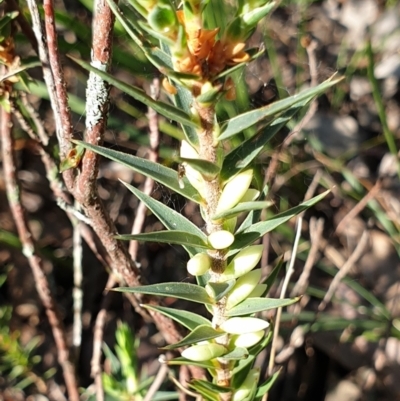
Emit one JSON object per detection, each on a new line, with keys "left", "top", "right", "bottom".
{"left": 181, "top": 343, "right": 227, "bottom": 361}
{"left": 180, "top": 140, "right": 207, "bottom": 198}
{"left": 248, "top": 284, "right": 267, "bottom": 298}
{"left": 208, "top": 230, "right": 235, "bottom": 250}
{"left": 221, "top": 245, "right": 263, "bottom": 281}
{"left": 223, "top": 217, "right": 237, "bottom": 233}
{"left": 233, "top": 330, "right": 265, "bottom": 348}
{"left": 180, "top": 140, "right": 198, "bottom": 159}
{"left": 232, "top": 368, "right": 260, "bottom": 401}
{"left": 226, "top": 269, "right": 262, "bottom": 310}
{"left": 239, "top": 188, "right": 260, "bottom": 202}
{"left": 216, "top": 169, "right": 253, "bottom": 215}
{"left": 187, "top": 253, "right": 211, "bottom": 276}
{"left": 220, "top": 317, "right": 269, "bottom": 334}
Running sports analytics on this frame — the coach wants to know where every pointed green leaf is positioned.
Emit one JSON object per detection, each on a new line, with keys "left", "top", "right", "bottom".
{"left": 230, "top": 190, "right": 330, "bottom": 254}
{"left": 226, "top": 297, "right": 300, "bottom": 317}
{"left": 232, "top": 329, "right": 273, "bottom": 387}
{"left": 220, "top": 108, "right": 302, "bottom": 181}
{"left": 141, "top": 304, "right": 211, "bottom": 331}
{"left": 179, "top": 158, "right": 220, "bottom": 180}
{"left": 69, "top": 56, "right": 198, "bottom": 129}
{"left": 189, "top": 380, "right": 232, "bottom": 394}
{"left": 213, "top": 47, "right": 264, "bottom": 81}
{"left": 152, "top": 392, "right": 180, "bottom": 401}
{"left": 255, "top": 370, "right": 281, "bottom": 400}
{"left": 102, "top": 343, "right": 121, "bottom": 374}
{"left": 122, "top": 181, "right": 205, "bottom": 256}
{"left": 166, "top": 357, "right": 215, "bottom": 370}
{"left": 113, "top": 283, "right": 214, "bottom": 305}
{"left": 206, "top": 280, "right": 236, "bottom": 302}
{"left": 116, "top": 230, "right": 209, "bottom": 248}
{"left": 162, "top": 325, "right": 224, "bottom": 350}
{"left": 218, "top": 76, "right": 342, "bottom": 141}
{"left": 106, "top": 0, "right": 145, "bottom": 47}
{"left": 264, "top": 257, "right": 284, "bottom": 295}
{"left": 186, "top": 384, "right": 218, "bottom": 401}
{"left": 72, "top": 141, "right": 201, "bottom": 203}
{"left": 0, "top": 60, "right": 41, "bottom": 83}
{"left": 221, "top": 347, "right": 248, "bottom": 360}
{"left": 212, "top": 201, "right": 273, "bottom": 221}
{"left": 237, "top": 183, "right": 269, "bottom": 234}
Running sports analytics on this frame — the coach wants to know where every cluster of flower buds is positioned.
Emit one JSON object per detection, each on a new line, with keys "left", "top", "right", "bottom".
{"left": 182, "top": 317, "right": 269, "bottom": 361}
{"left": 187, "top": 240, "right": 264, "bottom": 287}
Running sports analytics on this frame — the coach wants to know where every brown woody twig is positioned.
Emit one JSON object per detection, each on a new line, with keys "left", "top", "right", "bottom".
{"left": 0, "top": 95, "right": 80, "bottom": 401}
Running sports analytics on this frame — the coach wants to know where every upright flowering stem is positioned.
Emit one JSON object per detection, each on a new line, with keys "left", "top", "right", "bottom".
{"left": 71, "top": 1, "right": 333, "bottom": 400}
{"left": 194, "top": 99, "right": 232, "bottom": 393}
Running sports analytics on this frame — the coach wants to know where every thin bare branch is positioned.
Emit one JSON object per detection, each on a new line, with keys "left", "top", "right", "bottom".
{"left": 143, "top": 357, "right": 169, "bottom": 401}
{"left": 25, "top": 0, "right": 74, "bottom": 189}
{"left": 72, "top": 208, "right": 83, "bottom": 358}
{"left": 319, "top": 230, "right": 370, "bottom": 312}
{"left": 291, "top": 216, "right": 324, "bottom": 297}
{"left": 91, "top": 275, "right": 116, "bottom": 401}
{"left": 268, "top": 216, "right": 303, "bottom": 375}
{"left": 0, "top": 100, "right": 80, "bottom": 401}
{"left": 335, "top": 179, "right": 381, "bottom": 235}
{"left": 42, "top": 0, "right": 74, "bottom": 158}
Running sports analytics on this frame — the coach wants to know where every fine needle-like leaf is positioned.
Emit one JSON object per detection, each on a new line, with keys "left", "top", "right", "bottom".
{"left": 113, "top": 282, "right": 214, "bottom": 305}
{"left": 230, "top": 190, "right": 330, "bottom": 254}
{"left": 121, "top": 181, "right": 206, "bottom": 256}
{"left": 116, "top": 231, "right": 209, "bottom": 249}
{"left": 225, "top": 297, "right": 300, "bottom": 316}
{"left": 141, "top": 304, "right": 212, "bottom": 330}
{"left": 162, "top": 325, "right": 224, "bottom": 350}
{"left": 218, "top": 76, "right": 342, "bottom": 141}
{"left": 69, "top": 56, "right": 198, "bottom": 129}
{"left": 72, "top": 141, "right": 202, "bottom": 203}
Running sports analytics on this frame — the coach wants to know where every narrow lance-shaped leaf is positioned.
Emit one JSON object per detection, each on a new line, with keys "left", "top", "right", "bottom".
{"left": 72, "top": 141, "right": 201, "bottom": 203}
{"left": 116, "top": 231, "right": 209, "bottom": 249}
{"left": 231, "top": 329, "right": 273, "bottom": 386}
{"left": 0, "top": 59, "right": 41, "bottom": 82}
{"left": 190, "top": 380, "right": 232, "bottom": 394}
{"left": 179, "top": 157, "right": 221, "bottom": 180}
{"left": 122, "top": 181, "right": 206, "bottom": 256}
{"left": 141, "top": 304, "right": 211, "bottom": 331}
{"left": 264, "top": 256, "right": 284, "bottom": 295}
{"left": 162, "top": 325, "right": 224, "bottom": 350}
{"left": 255, "top": 370, "right": 281, "bottom": 400}
{"left": 218, "top": 76, "right": 342, "bottom": 141}
{"left": 221, "top": 347, "right": 249, "bottom": 360}
{"left": 225, "top": 297, "right": 300, "bottom": 317}
{"left": 69, "top": 56, "right": 198, "bottom": 129}
{"left": 213, "top": 48, "right": 264, "bottom": 81}
{"left": 206, "top": 281, "right": 236, "bottom": 302}
{"left": 113, "top": 282, "right": 214, "bottom": 305}
{"left": 166, "top": 357, "right": 215, "bottom": 370}
{"left": 220, "top": 106, "right": 305, "bottom": 181}
{"left": 230, "top": 190, "right": 330, "bottom": 254}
